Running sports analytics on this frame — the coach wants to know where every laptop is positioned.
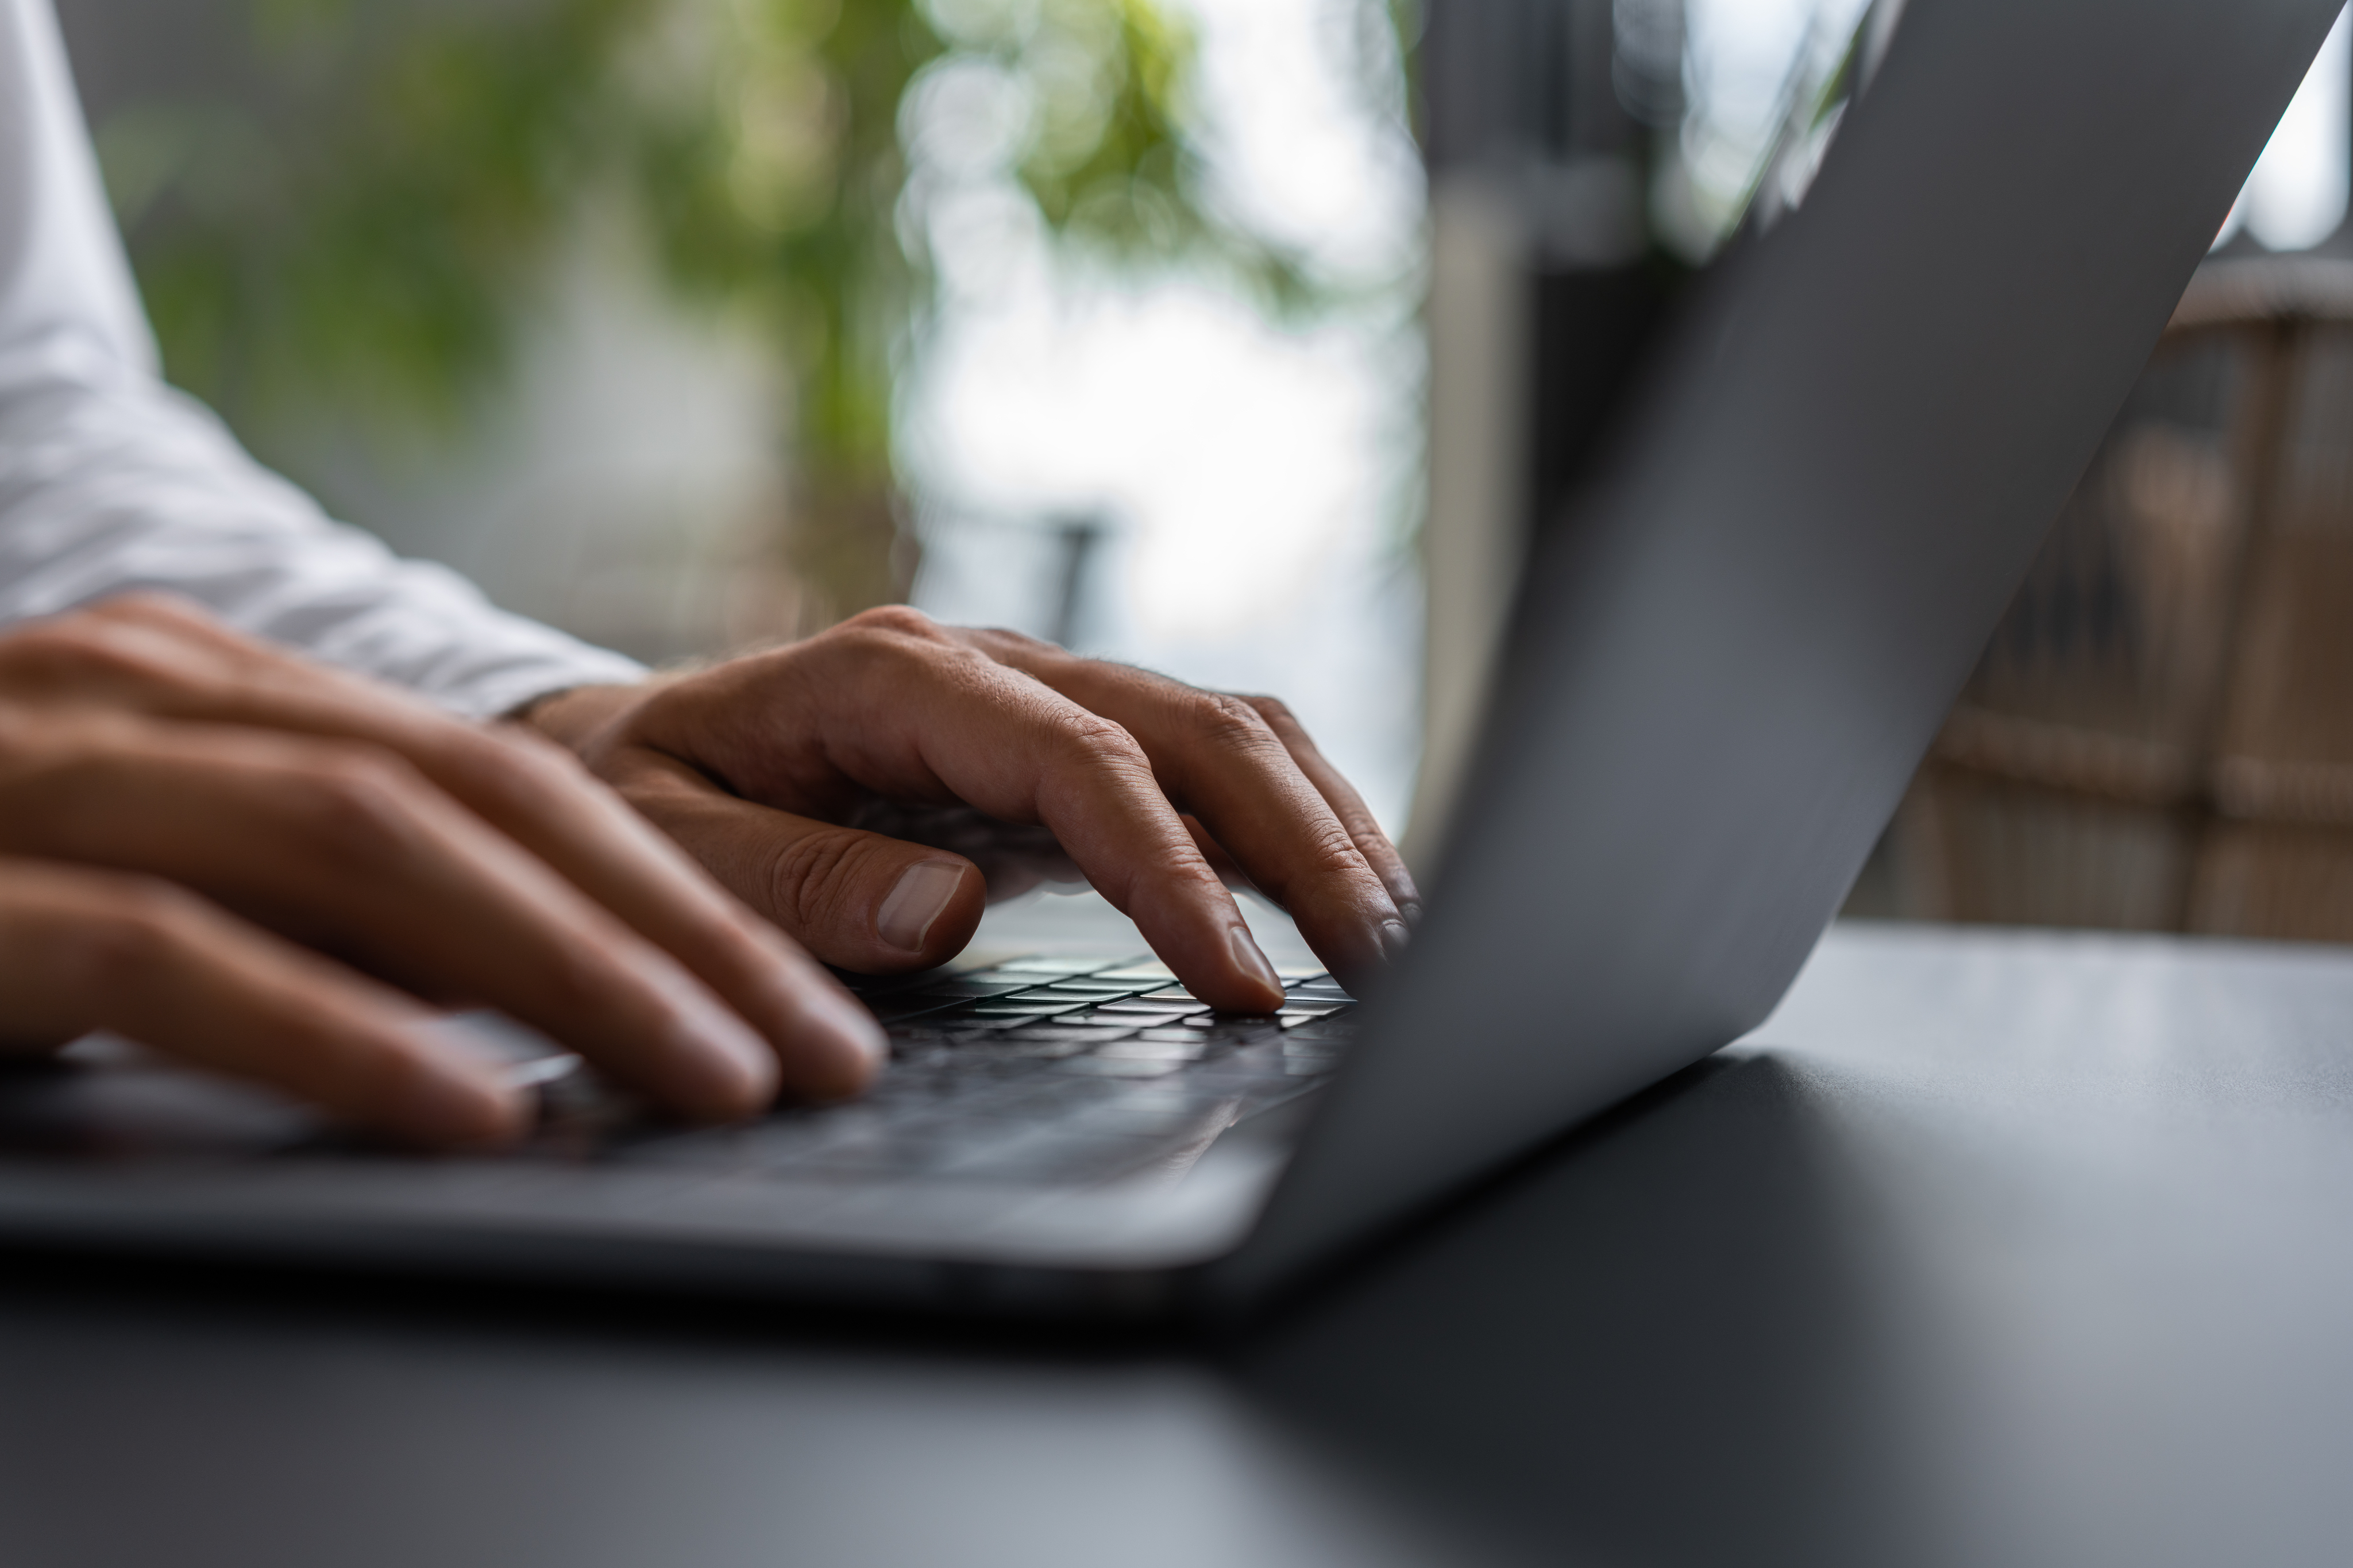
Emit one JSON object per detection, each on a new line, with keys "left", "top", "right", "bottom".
{"left": 0, "top": 0, "right": 2333, "bottom": 1318}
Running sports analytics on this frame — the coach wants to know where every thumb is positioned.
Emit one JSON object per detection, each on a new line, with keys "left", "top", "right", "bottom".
{"left": 608, "top": 755, "right": 986, "bottom": 972}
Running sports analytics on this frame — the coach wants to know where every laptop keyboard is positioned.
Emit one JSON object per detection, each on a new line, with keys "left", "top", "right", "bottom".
{"left": 593, "top": 955, "right": 1357, "bottom": 1188}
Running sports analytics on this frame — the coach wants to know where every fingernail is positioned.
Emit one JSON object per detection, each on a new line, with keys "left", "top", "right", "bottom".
{"left": 1377, "top": 919, "right": 1411, "bottom": 960}
{"left": 1399, "top": 899, "right": 1425, "bottom": 928}
{"left": 1229, "top": 925, "right": 1283, "bottom": 998}
{"left": 879, "top": 860, "right": 967, "bottom": 953}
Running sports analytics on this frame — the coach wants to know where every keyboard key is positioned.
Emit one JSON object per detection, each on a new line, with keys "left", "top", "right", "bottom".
{"left": 1133, "top": 1026, "right": 1220, "bottom": 1044}
{"left": 1272, "top": 965, "right": 1328, "bottom": 982}
{"left": 1056, "top": 1056, "right": 1185, "bottom": 1079}
{"left": 588, "top": 958, "right": 1353, "bottom": 1187}
{"left": 919, "top": 1040, "right": 1091, "bottom": 1067}
{"left": 1077, "top": 1010, "right": 1205, "bottom": 1034}
{"left": 994, "top": 1025, "right": 1132, "bottom": 1046}
{"left": 1094, "top": 1038, "right": 1206, "bottom": 1063}
{"left": 920, "top": 976, "right": 1057, "bottom": 999}
{"left": 1198, "top": 1015, "right": 1289, "bottom": 1037}
{"left": 1089, "top": 961, "right": 1177, "bottom": 983}
{"left": 982, "top": 957, "right": 1123, "bottom": 977}
{"left": 883, "top": 1032, "right": 996, "bottom": 1063}
{"left": 1010, "top": 983, "right": 1144, "bottom": 1002}
{"left": 867, "top": 990, "right": 988, "bottom": 1023}
{"left": 992, "top": 1042, "right": 1099, "bottom": 1062}
{"left": 883, "top": 1022, "right": 988, "bottom": 1043}
{"left": 959, "top": 999, "right": 1092, "bottom": 1018}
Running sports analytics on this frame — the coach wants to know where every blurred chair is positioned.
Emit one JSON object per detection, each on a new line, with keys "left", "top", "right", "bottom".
{"left": 1885, "top": 256, "right": 2353, "bottom": 940}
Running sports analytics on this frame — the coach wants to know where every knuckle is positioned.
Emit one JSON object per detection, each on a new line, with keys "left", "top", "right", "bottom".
{"left": 762, "top": 830, "right": 873, "bottom": 936}
{"left": 1189, "top": 692, "right": 1283, "bottom": 756}
{"left": 1305, "top": 825, "right": 1373, "bottom": 879}
{"left": 487, "top": 720, "right": 580, "bottom": 768}
{"left": 87, "top": 590, "right": 196, "bottom": 625}
{"left": 975, "top": 625, "right": 1054, "bottom": 657}
{"left": 839, "top": 604, "right": 941, "bottom": 641}
{"left": 53, "top": 876, "right": 206, "bottom": 991}
{"left": 286, "top": 749, "right": 432, "bottom": 869}
{"left": 454, "top": 724, "right": 587, "bottom": 805}
{"left": 1054, "top": 712, "right": 1148, "bottom": 769}
{"left": 0, "top": 616, "right": 157, "bottom": 689}
{"left": 1256, "top": 824, "right": 1371, "bottom": 895}
{"left": 1238, "top": 693, "right": 1298, "bottom": 729}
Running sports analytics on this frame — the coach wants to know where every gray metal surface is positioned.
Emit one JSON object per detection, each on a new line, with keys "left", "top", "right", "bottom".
{"left": 10, "top": 924, "right": 2353, "bottom": 1567}
{"left": 1228, "top": 0, "right": 2349, "bottom": 1295}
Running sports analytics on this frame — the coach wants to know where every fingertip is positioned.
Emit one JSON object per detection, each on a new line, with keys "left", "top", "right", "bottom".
{"left": 639, "top": 984, "right": 783, "bottom": 1121}
{"left": 793, "top": 1051, "right": 882, "bottom": 1106}
{"left": 769, "top": 977, "right": 889, "bottom": 1103}
{"left": 381, "top": 1051, "right": 527, "bottom": 1149}
{"left": 1227, "top": 925, "right": 1288, "bottom": 1013}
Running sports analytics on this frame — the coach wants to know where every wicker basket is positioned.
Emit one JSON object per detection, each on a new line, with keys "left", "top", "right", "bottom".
{"left": 1885, "top": 256, "right": 2353, "bottom": 941}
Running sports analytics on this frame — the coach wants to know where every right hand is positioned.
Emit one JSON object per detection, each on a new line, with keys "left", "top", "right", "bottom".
{"left": 0, "top": 596, "right": 886, "bottom": 1148}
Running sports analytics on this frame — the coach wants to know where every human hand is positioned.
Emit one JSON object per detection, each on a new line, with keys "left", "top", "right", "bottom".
{"left": 0, "top": 596, "right": 884, "bottom": 1146}
{"left": 526, "top": 608, "right": 1420, "bottom": 1013}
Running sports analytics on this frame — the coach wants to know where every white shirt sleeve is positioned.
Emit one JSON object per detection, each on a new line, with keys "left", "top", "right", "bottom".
{"left": 0, "top": 0, "right": 649, "bottom": 719}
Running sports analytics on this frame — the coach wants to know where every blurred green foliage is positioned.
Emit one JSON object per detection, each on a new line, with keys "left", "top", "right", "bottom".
{"left": 97, "top": 0, "right": 1326, "bottom": 619}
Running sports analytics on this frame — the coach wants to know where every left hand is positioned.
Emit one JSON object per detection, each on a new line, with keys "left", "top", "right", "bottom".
{"left": 0, "top": 594, "right": 886, "bottom": 1141}
{"left": 527, "top": 608, "right": 1419, "bottom": 1013}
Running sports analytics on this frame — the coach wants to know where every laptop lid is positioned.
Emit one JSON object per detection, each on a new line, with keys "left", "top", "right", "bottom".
{"left": 1210, "top": 0, "right": 2347, "bottom": 1300}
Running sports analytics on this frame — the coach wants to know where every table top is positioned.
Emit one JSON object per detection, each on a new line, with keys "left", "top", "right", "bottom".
{"left": 6, "top": 913, "right": 2353, "bottom": 1568}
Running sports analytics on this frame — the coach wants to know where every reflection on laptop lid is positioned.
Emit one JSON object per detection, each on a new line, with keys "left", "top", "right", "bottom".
{"left": 1212, "top": 0, "right": 2346, "bottom": 1301}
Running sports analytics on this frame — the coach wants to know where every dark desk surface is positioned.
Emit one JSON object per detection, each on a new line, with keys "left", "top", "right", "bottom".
{"left": 6, "top": 920, "right": 2353, "bottom": 1568}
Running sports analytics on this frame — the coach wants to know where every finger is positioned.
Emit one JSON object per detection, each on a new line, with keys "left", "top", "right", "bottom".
{"left": 600, "top": 748, "right": 988, "bottom": 973}
{"left": 1235, "top": 694, "right": 1422, "bottom": 924}
{"left": 0, "top": 715, "right": 786, "bottom": 1119}
{"left": 0, "top": 858, "right": 520, "bottom": 1146}
{"left": 947, "top": 629, "right": 1407, "bottom": 986}
{"left": 638, "top": 611, "right": 1290, "bottom": 1013}
{"left": 1179, "top": 814, "right": 1258, "bottom": 894}
{"left": 2, "top": 593, "right": 382, "bottom": 722}
{"left": 398, "top": 729, "right": 882, "bottom": 1100}
{"left": 0, "top": 600, "right": 884, "bottom": 1098}
{"left": 842, "top": 801, "right": 1087, "bottom": 902}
